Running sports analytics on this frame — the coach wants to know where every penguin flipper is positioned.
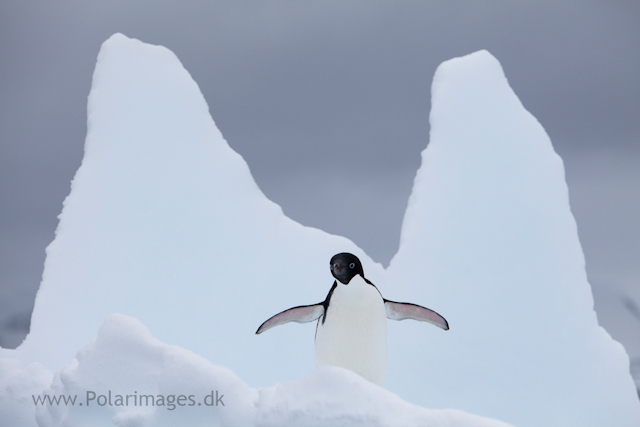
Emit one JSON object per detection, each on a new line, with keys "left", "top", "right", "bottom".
{"left": 384, "top": 300, "right": 449, "bottom": 331}
{"left": 255, "top": 304, "right": 325, "bottom": 334}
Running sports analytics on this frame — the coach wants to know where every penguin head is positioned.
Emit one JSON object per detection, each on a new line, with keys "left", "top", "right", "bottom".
{"left": 330, "top": 253, "right": 364, "bottom": 284}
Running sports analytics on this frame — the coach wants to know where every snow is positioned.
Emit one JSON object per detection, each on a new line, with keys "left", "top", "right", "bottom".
{"left": 1, "top": 33, "right": 639, "bottom": 426}
{"left": 31, "top": 314, "right": 513, "bottom": 427}
{"left": 0, "top": 359, "right": 52, "bottom": 426}
{"left": 35, "top": 314, "right": 257, "bottom": 427}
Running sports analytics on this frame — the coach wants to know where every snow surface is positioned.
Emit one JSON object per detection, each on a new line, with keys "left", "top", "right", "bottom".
{"left": 0, "top": 33, "right": 638, "bottom": 426}
{"left": 0, "top": 359, "right": 52, "bottom": 426}
{"left": 31, "top": 314, "right": 513, "bottom": 427}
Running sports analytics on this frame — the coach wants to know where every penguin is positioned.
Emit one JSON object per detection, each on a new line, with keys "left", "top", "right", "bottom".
{"left": 255, "top": 252, "right": 449, "bottom": 385}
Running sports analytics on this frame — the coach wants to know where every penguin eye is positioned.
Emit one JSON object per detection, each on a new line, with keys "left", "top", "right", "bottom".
{"left": 349, "top": 263, "right": 355, "bottom": 269}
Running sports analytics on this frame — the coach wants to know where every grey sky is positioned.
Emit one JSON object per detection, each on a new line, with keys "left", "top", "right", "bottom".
{"left": 0, "top": 0, "right": 638, "bottom": 377}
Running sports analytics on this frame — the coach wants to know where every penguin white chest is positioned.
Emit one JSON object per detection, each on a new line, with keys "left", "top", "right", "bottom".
{"left": 315, "top": 274, "right": 387, "bottom": 385}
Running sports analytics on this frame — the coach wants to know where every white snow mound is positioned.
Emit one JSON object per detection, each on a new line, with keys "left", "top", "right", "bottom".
{"left": 31, "top": 314, "right": 512, "bottom": 427}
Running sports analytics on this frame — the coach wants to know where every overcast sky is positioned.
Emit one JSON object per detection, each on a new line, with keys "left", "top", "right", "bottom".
{"left": 0, "top": 1, "right": 638, "bottom": 364}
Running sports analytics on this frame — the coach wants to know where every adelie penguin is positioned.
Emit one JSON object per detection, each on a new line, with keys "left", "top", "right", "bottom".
{"left": 256, "top": 252, "right": 449, "bottom": 385}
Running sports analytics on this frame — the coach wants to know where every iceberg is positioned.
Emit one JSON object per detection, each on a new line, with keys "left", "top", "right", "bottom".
{"left": 1, "top": 33, "right": 638, "bottom": 426}
{"left": 7, "top": 34, "right": 381, "bottom": 387}
{"left": 385, "top": 50, "right": 640, "bottom": 425}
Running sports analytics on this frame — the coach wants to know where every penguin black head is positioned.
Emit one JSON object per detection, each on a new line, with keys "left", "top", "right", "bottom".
{"left": 330, "top": 253, "right": 364, "bottom": 285}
